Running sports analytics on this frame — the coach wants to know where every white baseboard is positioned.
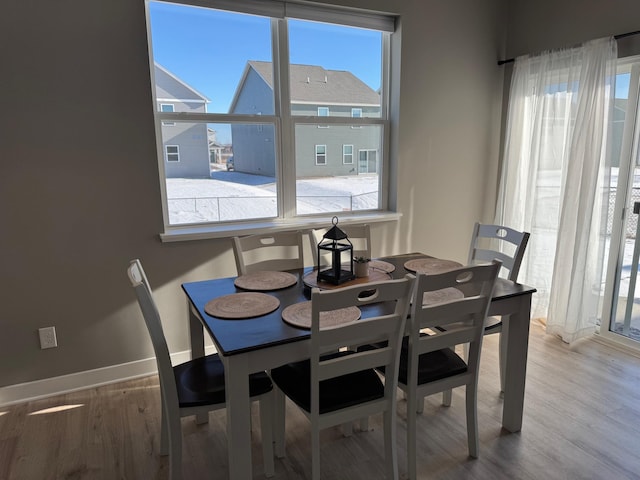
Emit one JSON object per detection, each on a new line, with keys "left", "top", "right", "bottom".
{"left": 0, "top": 346, "right": 216, "bottom": 408}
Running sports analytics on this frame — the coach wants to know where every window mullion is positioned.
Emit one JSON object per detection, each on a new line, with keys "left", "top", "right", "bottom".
{"left": 273, "top": 18, "right": 296, "bottom": 219}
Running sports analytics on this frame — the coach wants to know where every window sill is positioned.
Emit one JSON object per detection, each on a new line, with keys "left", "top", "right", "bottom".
{"left": 159, "top": 211, "right": 402, "bottom": 242}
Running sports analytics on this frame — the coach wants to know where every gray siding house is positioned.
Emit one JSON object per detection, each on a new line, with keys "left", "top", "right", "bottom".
{"left": 154, "top": 64, "right": 210, "bottom": 178}
{"left": 228, "top": 61, "right": 380, "bottom": 178}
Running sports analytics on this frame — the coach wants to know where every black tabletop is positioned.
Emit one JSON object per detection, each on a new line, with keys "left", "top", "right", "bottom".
{"left": 182, "top": 253, "right": 536, "bottom": 357}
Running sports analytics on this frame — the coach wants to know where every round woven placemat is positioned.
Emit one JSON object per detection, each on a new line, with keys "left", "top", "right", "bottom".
{"left": 205, "top": 292, "right": 280, "bottom": 319}
{"left": 234, "top": 271, "right": 297, "bottom": 291}
{"left": 404, "top": 258, "right": 463, "bottom": 274}
{"left": 282, "top": 301, "right": 361, "bottom": 329}
{"left": 369, "top": 260, "right": 396, "bottom": 273}
{"left": 422, "top": 287, "right": 464, "bottom": 305}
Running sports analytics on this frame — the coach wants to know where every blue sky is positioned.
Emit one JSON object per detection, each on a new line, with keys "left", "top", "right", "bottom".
{"left": 148, "top": 1, "right": 382, "bottom": 143}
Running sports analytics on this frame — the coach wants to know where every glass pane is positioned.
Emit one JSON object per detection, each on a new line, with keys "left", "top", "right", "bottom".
{"left": 295, "top": 124, "right": 380, "bottom": 215}
{"left": 608, "top": 71, "right": 640, "bottom": 341}
{"left": 148, "top": 1, "right": 273, "bottom": 115}
{"left": 288, "top": 19, "right": 382, "bottom": 118}
{"left": 162, "top": 122, "right": 277, "bottom": 225}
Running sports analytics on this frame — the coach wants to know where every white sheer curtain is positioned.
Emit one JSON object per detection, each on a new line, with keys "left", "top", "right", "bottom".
{"left": 496, "top": 37, "right": 617, "bottom": 343}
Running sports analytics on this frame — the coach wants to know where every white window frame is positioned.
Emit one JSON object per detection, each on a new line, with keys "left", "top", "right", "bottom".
{"left": 161, "top": 103, "right": 175, "bottom": 126}
{"left": 317, "top": 106, "right": 329, "bottom": 128}
{"left": 147, "top": 0, "right": 400, "bottom": 241}
{"left": 343, "top": 144, "right": 354, "bottom": 164}
{"left": 315, "top": 144, "right": 327, "bottom": 165}
{"left": 165, "top": 144, "right": 180, "bottom": 162}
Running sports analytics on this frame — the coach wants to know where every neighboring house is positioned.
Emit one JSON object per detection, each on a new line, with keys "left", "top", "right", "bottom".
{"left": 228, "top": 61, "right": 381, "bottom": 177}
{"left": 154, "top": 64, "right": 210, "bottom": 178}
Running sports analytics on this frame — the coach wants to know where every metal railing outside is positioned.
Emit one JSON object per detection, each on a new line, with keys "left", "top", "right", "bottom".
{"left": 167, "top": 191, "right": 378, "bottom": 224}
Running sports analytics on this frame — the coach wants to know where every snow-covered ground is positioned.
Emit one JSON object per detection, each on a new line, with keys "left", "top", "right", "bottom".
{"left": 165, "top": 172, "right": 378, "bottom": 224}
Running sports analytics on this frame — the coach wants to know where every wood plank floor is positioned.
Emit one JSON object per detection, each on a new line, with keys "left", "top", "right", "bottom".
{"left": 2, "top": 320, "right": 640, "bottom": 480}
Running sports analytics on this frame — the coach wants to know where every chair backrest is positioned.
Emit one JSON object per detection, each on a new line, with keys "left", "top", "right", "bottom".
{"left": 127, "top": 259, "right": 180, "bottom": 414}
{"left": 308, "top": 224, "right": 371, "bottom": 267}
{"left": 308, "top": 274, "right": 415, "bottom": 417}
{"left": 408, "top": 262, "right": 500, "bottom": 382}
{"left": 467, "top": 222, "right": 530, "bottom": 281}
{"left": 232, "top": 231, "right": 304, "bottom": 275}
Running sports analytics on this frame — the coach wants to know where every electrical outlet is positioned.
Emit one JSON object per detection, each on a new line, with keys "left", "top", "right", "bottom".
{"left": 38, "top": 326, "right": 58, "bottom": 349}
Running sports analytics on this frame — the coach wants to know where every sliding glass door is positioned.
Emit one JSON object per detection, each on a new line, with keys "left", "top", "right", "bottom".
{"left": 601, "top": 59, "right": 640, "bottom": 348}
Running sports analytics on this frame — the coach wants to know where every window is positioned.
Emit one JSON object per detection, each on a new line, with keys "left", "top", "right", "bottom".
{"left": 146, "top": 0, "right": 395, "bottom": 236}
{"left": 317, "top": 107, "right": 329, "bottom": 128}
{"left": 351, "top": 108, "right": 362, "bottom": 128}
{"left": 316, "top": 145, "right": 327, "bottom": 165}
{"left": 359, "top": 149, "right": 377, "bottom": 173}
{"left": 165, "top": 145, "right": 180, "bottom": 162}
{"left": 160, "top": 103, "right": 175, "bottom": 126}
{"left": 343, "top": 144, "right": 354, "bottom": 164}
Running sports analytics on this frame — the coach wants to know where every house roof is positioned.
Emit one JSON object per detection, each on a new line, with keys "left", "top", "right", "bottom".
{"left": 243, "top": 60, "right": 380, "bottom": 106}
{"left": 154, "top": 63, "right": 209, "bottom": 103}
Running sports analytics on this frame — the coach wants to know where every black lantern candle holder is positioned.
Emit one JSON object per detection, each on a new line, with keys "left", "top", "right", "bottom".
{"left": 317, "top": 216, "right": 356, "bottom": 285}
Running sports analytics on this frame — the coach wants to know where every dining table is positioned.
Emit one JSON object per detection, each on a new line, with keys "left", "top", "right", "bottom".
{"left": 182, "top": 253, "right": 536, "bottom": 480}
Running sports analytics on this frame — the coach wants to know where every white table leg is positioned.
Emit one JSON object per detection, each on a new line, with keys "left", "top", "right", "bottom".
{"left": 224, "top": 354, "right": 253, "bottom": 480}
{"left": 502, "top": 293, "right": 532, "bottom": 432}
{"left": 188, "top": 301, "right": 208, "bottom": 424}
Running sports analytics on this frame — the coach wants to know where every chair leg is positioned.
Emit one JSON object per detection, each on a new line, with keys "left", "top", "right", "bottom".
{"left": 499, "top": 321, "right": 509, "bottom": 395}
{"left": 259, "top": 393, "right": 275, "bottom": 477}
{"left": 160, "top": 403, "right": 169, "bottom": 456}
{"left": 442, "top": 390, "right": 452, "bottom": 407}
{"left": 406, "top": 393, "right": 417, "bottom": 480}
{"left": 273, "top": 387, "right": 286, "bottom": 458}
{"left": 384, "top": 408, "right": 399, "bottom": 480}
{"left": 359, "top": 416, "right": 370, "bottom": 431}
{"left": 465, "top": 383, "right": 479, "bottom": 458}
{"left": 168, "top": 413, "right": 183, "bottom": 480}
{"left": 194, "top": 412, "right": 208, "bottom": 425}
{"left": 311, "top": 425, "right": 321, "bottom": 480}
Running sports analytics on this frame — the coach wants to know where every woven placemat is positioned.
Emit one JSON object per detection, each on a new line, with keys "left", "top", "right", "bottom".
{"left": 205, "top": 292, "right": 280, "bottom": 319}
{"left": 234, "top": 271, "right": 297, "bottom": 291}
{"left": 404, "top": 258, "right": 463, "bottom": 274}
{"left": 422, "top": 287, "right": 464, "bottom": 305}
{"left": 282, "top": 301, "right": 361, "bottom": 329}
{"left": 369, "top": 260, "right": 396, "bottom": 273}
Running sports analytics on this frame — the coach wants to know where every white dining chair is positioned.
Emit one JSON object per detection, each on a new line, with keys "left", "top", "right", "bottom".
{"left": 232, "top": 231, "right": 305, "bottom": 275}
{"left": 308, "top": 224, "right": 371, "bottom": 267}
{"left": 395, "top": 262, "right": 500, "bottom": 479}
{"left": 127, "top": 259, "right": 275, "bottom": 480}
{"left": 466, "top": 222, "right": 530, "bottom": 393}
{"left": 270, "top": 275, "right": 415, "bottom": 480}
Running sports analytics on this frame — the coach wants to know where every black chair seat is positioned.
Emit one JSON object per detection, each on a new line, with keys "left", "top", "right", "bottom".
{"left": 398, "top": 348, "right": 467, "bottom": 385}
{"left": 174, "top": 354, "right": 273, "bottom": 408}
{"left": 271, "top": 351, "right": 384, "bottom": 414}
{"left": 359, "top": 336, "right": 467, "bottom": 385}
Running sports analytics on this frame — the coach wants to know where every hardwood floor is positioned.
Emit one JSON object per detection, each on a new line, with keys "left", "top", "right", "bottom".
{"left": 2, "top": 320, "right": 640, "bottom": 480}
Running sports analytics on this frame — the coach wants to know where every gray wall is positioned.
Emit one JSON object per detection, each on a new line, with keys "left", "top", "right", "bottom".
{"left": 1, "top": 0, "right": 507, "bottom": 391}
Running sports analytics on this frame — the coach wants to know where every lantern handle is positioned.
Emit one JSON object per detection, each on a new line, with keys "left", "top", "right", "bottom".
{"left": 332, "top": 216, "right": 339, "bottom": 226}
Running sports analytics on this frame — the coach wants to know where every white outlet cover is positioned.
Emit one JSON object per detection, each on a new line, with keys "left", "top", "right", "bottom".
{"left": 38, "top": 326, "right": 58, "bottom": 349}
